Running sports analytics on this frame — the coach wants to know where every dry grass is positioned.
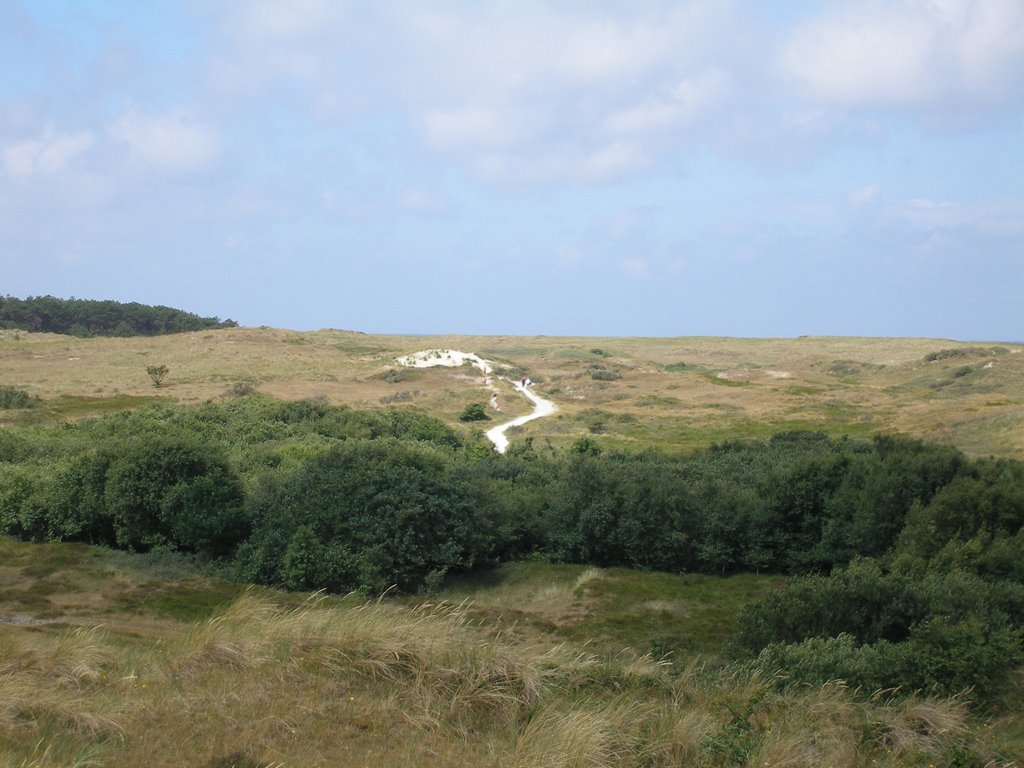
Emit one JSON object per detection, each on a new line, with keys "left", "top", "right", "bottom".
{"left": 2, "top": 328, "right": 1022, "bottom": 457}
{"left": 1, "top": 578, "right": 1018, "bottom": 767}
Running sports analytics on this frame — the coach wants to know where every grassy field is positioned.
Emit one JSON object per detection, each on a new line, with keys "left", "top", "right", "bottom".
{"left": 2, "top": 537, "right": 1021, "bottom": 767}
{"left": 2, "top": 327, "right": 1023, "bottom": 765}
{"left": 2, "top": 327, "right": 1022, "bottom": 458}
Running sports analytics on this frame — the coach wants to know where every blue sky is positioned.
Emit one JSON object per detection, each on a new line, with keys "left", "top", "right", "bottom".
{"left": 2, "top": 1, "right": 1022, "bottom": 339}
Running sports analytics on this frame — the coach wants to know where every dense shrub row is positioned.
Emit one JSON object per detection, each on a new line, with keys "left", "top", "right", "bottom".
{"left": 734, "top": 558, "right": 1024, "bottom": 697}
{"left": 0, "top": 294, "right": 236, "bottom": 336}
{"left": 1, "top": 397, "right": 1022, "bottom": 699}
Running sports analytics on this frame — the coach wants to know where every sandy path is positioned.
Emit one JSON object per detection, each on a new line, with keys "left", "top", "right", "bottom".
{"left": 485, "top": 382, "right": 557, "bottom": 454}
{"left": 395, "top": 349, "right": 557, "bottom": 453}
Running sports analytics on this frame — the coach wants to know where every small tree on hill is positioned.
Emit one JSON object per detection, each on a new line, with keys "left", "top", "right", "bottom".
{"left": 146, "top": 364, "right": 169, "bottom": 388}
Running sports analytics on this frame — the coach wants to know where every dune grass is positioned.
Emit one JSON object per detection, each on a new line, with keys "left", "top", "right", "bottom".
{"left": 1, "top": 539, "right": 1021, "bottom": 767}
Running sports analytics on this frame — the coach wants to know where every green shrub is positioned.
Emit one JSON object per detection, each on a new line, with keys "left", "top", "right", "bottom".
{"left": 754, "top": 616, "right": 1023, "bottom": 698}
{"left": 239, "top": 439, "right": 487, "bottom": 594}
{"left": 100, "top": 436, "right": 248, "bottom": 558}
{"left": 227, "top": 380, "right": 259, "bottom": 397}
{"left": 146, "top": 364, "right": 169, "bottom": 388}
{"left": 459, "top": 403, "right": 489, "bottom": 421}
{"left": 737, "top": 559, "right": 1024, "bottom": 700}
{"left": 0, "top": 386, "right": 36, "bottom": 409}
{"left": 0, "top": 464, "right": 50, "bottom": 538}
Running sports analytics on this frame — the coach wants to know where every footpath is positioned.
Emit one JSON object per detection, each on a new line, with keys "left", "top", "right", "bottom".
{"left": 396, "top": 349, "right": 557, "bottom": 453}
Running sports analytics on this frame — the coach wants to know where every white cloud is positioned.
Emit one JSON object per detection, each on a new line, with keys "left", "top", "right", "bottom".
{"left": 205, "top": 0, "right": 1024, "bottom": 186}
{"left": 110, "top": 109, "right": 219, "bottom": 173}
{"left": 879, "top": 197, "right": 1024, "bottom": 249}
{"left": 399, "top": 3, "right": 733, "bottom": 181}
{"left": 400, "top": 3, "right": 723, "bottom": 95}
{"left": 210, "top": 1, "right": 735, "bottom": 184}
{"left": 2, "top": 127, "right": 94, "bottom": 178}
{"left": 780, "top": 0, "right": 1024, "bottom": 111}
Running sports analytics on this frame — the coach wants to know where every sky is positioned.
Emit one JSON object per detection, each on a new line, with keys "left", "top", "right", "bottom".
{"left": 2, "top": 0, "right": 1023, "bottom": 340}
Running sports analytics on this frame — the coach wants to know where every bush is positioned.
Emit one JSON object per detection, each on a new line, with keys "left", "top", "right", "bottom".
{"left": 239, "top": 439, "right": 487, "bottom": 594}
{"left": 459, "top": 403, "right": 489, "bottom": 422}
{"left": 0, "top": 464, "right": 49, "bottom": 538}
{"left": 227, "top": 380, "right": 259, "bottom": 397}
{"left": 736, "top": 559, "right": 1024, "bottom": 700}
{"left": 146, "top": 364, "right": 169, "bottom": 388}
{"left": 754, "top": 616, "right": 1023, "bottom": 698}
{"left": 0, "top": 386, "right": 36, "bottom": 409}
{"left": 99, "top": 436, "right": 248, "bottom": 558}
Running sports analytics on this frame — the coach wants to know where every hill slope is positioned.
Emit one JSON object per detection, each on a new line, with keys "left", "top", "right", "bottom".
{"left": 2, "top": 327, "right": 1021, "bottom": 458}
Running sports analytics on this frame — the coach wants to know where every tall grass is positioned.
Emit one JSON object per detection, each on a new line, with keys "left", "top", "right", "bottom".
{"left": 1, "top": 589, "right": 1016, "bottom": 767}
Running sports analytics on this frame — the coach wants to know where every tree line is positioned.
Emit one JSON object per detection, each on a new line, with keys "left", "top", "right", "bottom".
{"left": 0, "top": 295, "right": 237, "bottom": 337}
{"left": 0, "top": 397, "right": 1021, "bottom": 699}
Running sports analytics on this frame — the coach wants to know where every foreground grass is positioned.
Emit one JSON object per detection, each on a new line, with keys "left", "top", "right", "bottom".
{"left": 1, "top": 539, "right": 1021, "bottom": 767}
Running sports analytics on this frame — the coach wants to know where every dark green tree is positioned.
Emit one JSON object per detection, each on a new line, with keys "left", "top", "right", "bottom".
{"left": 103, "top": 436, "right": 247, "bottom": 558}
{"left": 146, "top": 364, "right": 169, "bottom": 388}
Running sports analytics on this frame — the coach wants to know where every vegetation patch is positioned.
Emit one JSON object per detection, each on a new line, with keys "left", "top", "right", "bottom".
{"left": 589, "top": 366, "right": 622, "bottom": 381}
{"left": 664, "top": 361, "right": 693, "bottom": 372}
{"left": 113, "top": 578, "right": 244, "bottom": 622}
{"left": 635, "top": 395, "right": 683, "bottom": 408}
{"left": 29, "top": 394, "right": 171, "bottom": 423}
{"left": 0, "top": 386, "right": 38, "bottom": 409}
{"left": 379, "top": 390, "right": 419, "bottom": 404}
{"left": 702, "top": 373, "right": 751, "bottom": 387}
{"left": 923, "top": 346, "right": 1009, "bottom": 362}
{"left": 459, "top": 402, "right": 490, "bottom": 421}
{"left": 374, "top": 366, "right": 420, "bottom": 383}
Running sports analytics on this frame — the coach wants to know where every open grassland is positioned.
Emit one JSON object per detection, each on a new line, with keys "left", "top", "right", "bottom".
{"left": 1, "top": 328, "right": 1022, "bottom": 458}
{"left": 1, "top": 537, "right": 1021, "bottom": 768}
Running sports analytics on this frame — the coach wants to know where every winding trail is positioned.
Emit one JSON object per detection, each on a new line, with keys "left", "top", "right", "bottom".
{"left": 485, "top": 382, "right": 557, "bottom": 453}
{"left": 395, "top": 349, "right": 557, "bottom": 453}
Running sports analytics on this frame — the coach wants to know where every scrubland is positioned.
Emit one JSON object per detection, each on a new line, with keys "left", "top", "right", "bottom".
{"left": 2, "top": 328, "right": 1021, "bottom": 458}
{"left": 2, "top": 327, "right": 1023, "bottom": 766}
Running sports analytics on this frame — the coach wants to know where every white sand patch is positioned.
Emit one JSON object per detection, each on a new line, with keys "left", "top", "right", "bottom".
{"left": 396, "top": 348, "right": 492, "bottom": 373}
{"left": 765, "top": 370, "right": 792, "bottom": 379}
